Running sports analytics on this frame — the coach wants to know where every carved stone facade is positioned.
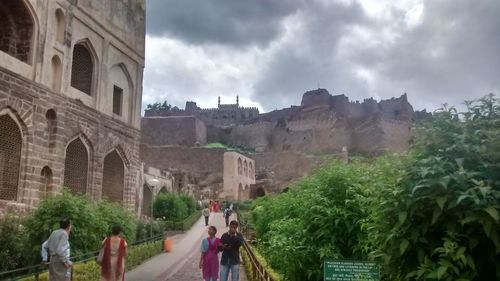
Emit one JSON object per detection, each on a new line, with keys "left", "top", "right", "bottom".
{"left": 0, "top": 0, "right": 145, "bottom": 214}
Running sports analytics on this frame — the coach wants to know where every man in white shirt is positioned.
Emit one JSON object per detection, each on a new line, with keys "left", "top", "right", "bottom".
{"left": 45, "top": 218, "right": 72, "bottom": 281}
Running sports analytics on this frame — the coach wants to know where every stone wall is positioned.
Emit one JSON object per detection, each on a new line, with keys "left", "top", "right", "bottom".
{"left": 140, "top": 145, "right": 224, "bottom": 173}
{"left": 141, "top": 116, "right": 206, "bottom": 147}
{"left": 0, "top": 67, "right": 140, "bottom": 210}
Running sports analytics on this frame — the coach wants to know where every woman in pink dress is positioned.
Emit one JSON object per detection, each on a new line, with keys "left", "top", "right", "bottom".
{"left": 199, "top": 226, "right": 220, "bottom": 281}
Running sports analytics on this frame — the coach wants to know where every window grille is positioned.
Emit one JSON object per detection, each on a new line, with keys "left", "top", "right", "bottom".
{"left": 0, "top": 115, "right": 22, "bottom": 200}
{"left": 102, "top": 150, "right": 124, "bottom": 203}
{"left": 70, "top": 44, "right": 93, "bottom": 95}
{"left": 63, "top": 138, "right": 88, "bottom": 194}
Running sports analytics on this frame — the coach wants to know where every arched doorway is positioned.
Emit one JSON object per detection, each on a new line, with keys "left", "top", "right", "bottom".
{"left": 250, "top": 187, "right": 266, "bottom": 199}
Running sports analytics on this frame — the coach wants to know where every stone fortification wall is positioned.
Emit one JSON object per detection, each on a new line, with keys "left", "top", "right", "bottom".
{"left": 141, "top": 116, "right": 206, "bottom": 147}
{"left": 208, "top": 122, "right": 274, "bottom": 152}
{"left": 380, "top": 118, "right": 413, "bottom": 153}
{"left": 140, "top": 145, "right": 224, "bottom": 173}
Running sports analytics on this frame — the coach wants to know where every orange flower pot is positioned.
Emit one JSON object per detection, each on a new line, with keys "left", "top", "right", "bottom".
{"left": 163, "top": 239, "right": 173, "bottom": 252}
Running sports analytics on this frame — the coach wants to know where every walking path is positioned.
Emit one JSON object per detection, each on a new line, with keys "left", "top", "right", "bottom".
{"left": 126, "top": 212, "right": 247, "bottom": 281}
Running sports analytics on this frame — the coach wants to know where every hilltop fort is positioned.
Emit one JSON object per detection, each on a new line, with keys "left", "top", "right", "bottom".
{"left": 140, "top": 89, "right": 414, "bottom": 197}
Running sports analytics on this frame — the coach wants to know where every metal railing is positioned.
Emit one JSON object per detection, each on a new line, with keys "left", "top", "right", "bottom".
{"left": 241, "top": 239, "right": 276, "bottom": 281}
{"left": 0, "top": 234, "right": 163, "bottom": 281}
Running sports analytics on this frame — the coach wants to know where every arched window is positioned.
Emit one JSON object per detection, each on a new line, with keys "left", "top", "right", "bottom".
{"left": 243, "top": 160, "right": 248, "bottom": 177}
{"left": 102, "top": 150, "right": 124, "bottom": 203}
{"left": 0, "top": 114, "right": 22, "bottom": 200}
{"left": 64, "top": 138, "right": 89, "bottom": 194}
{"left": 45, "top": 109, "right": 57, "bottom": 149}
{"left": 40, "top": 166, "right": 53, "bottom": 199}
{"left": 237, "top": 158, "right": 242, "bottom": 175}
{"left": 55, "top": 9, "right": 65, "bottom": 43}
{"left": 70, "top": 43, "right": 94, "bottom": 95}
{"left": 0, "top": 1, "right": 34, "bottom": 63}
{"left": 249, "top": 162, "right": 253, "bottom": 178}
{"left": 51, "top": 55, "right": 62, "bottom": 92}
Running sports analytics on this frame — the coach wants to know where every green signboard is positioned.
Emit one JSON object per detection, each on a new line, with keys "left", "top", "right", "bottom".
{"left": 324, "top": 260, "right": 379, "bottom": 281}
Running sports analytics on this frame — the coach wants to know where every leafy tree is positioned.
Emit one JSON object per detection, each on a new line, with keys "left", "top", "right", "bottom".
{"left": 146, "top": 100, "right": 172, "bottom": 112}
{"left": 178, "top": 194, "right": 197, "bottom": 215}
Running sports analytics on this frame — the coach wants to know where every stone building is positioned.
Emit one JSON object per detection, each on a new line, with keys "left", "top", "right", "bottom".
{"left": 222, "top": 152, "right": 255, "bottom": 200}
{"left": 0, "top": 0, "right": 145, "bottom": 213}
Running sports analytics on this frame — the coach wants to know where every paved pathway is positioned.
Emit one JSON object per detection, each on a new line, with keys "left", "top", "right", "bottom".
{"left": 126, "top": 212, "right": 247, "bottom": 281}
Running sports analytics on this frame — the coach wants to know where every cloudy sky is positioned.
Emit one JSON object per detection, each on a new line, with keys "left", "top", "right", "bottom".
{"left": 142, "top": 0, "right": 500, "bottom": 113}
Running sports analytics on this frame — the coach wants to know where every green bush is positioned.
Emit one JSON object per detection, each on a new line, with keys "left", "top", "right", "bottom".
{"left": 0, "top": 212, "right": 26, "bottom": 271}
{"left": 374, "top": 95, "right": 500, "bottom": 281}
{"left": 251, "top": 156, "right": 404, "bottom": 281}
{"left": 153, "top": 193, "right": 188, "bottom": 221}
{"left": 22, "top": 191, "right": 137, "bottom": 266}
{"left": 179, "top": 194, "right": 197, "bottom": 215}
{"left": 94, "top": 200, "right": 137, "bottom": 243}
{"left": 126, "top": 239, "right": 163, "bottom": 269}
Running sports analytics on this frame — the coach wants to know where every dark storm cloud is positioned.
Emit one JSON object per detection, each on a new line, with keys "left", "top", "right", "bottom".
{"left": 146, "top": 0, "right": 305, "bottom": 46}
{"left": 143, "top": 0, "right": 500, "bottom": 114}
{"left": 252, "top": 0, "right": 370, "bottom": 111}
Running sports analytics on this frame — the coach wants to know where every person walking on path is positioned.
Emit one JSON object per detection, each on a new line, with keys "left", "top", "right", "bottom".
{"left": 199, "top": 225, "right": 221, "bottom": 281}
{"left": 203, "top": 206, "right": 211, "bottom": 226}
{"left": 223, "top": 206, "right": 232, "bottom": 227}
{"left": 45, "top": 218, "right": 72, "bottom": 281}
{"left": 100, "top": 224, "right": 128, "bottom": 281}
{"left": 219, "top": 220, "right": 243, "bottom": 281}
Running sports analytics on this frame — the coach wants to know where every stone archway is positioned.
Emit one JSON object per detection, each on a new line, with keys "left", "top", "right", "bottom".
{"left": 250, "top": 186, "right": 266, "bottom": 199}
{"left": 63, "top": 137, "right": 89, "bottom": 194}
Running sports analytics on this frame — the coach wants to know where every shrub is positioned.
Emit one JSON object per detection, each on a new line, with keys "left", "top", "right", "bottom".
{"left": 178, "top": 194, "right": 197, "bottom": 215}
{"left": 22, "top": 191, "right": 104, "bottom": 265}
{"left": 0, "top": 212, "right": 26, "bottom": 271}
{"left": 22, "top": 190, "right": 136, "bottom": 266}
{"left": 375, "top": 95, "right": 500, "bottom": 281}
{"left": 251, "top": 156, "right": 404, "bottom": 281}
{"left": 94, "top": 200, "right": 137, "bottom": 244}
{"left": 153, "top": 193, "right": 188, "bottom": 221}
